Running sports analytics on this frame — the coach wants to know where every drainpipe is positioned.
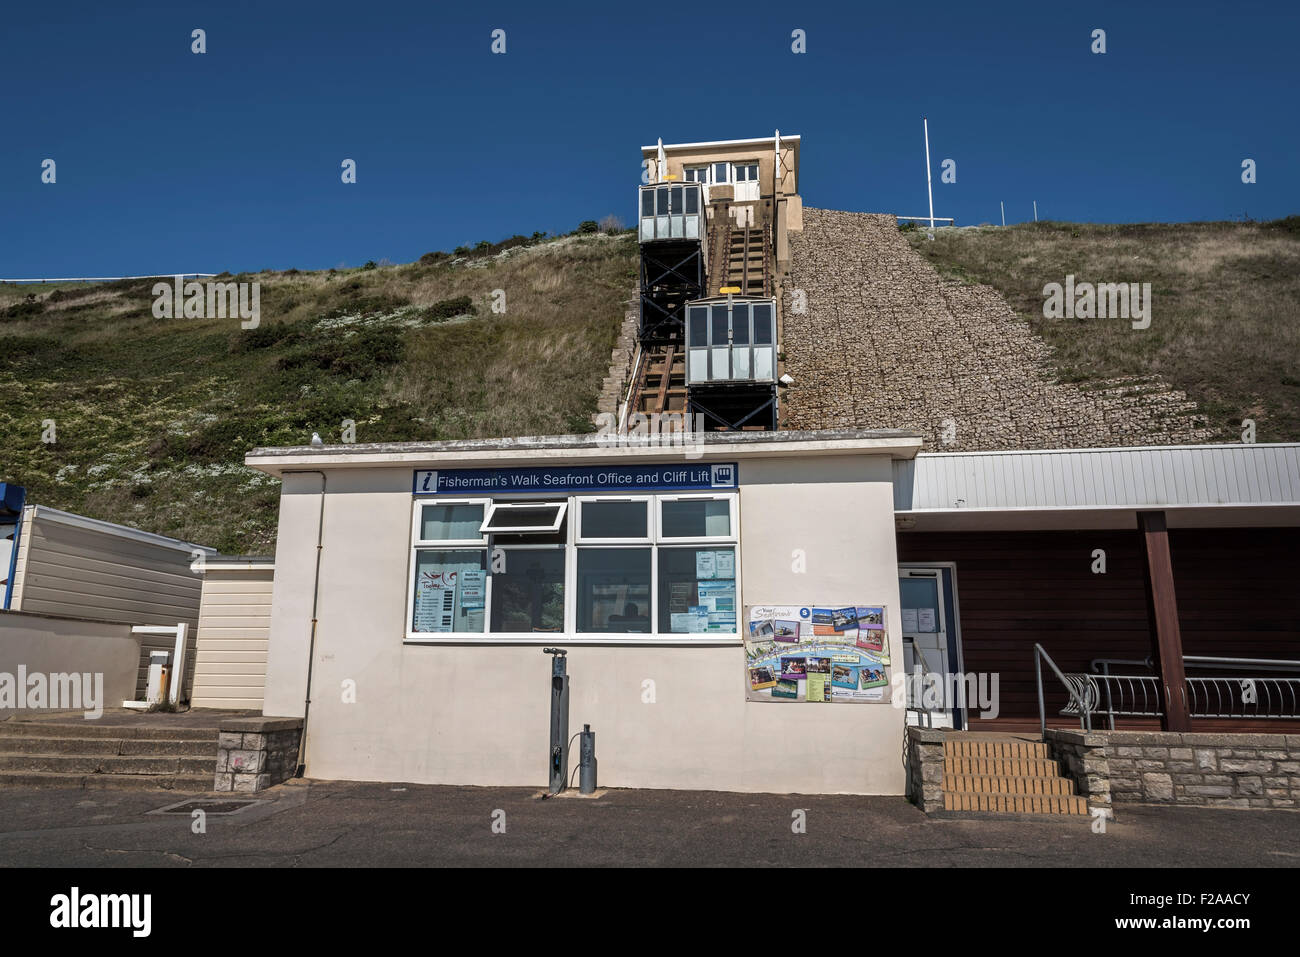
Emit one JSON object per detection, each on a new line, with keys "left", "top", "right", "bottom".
{"left": 285, "top": 469, "right": 327, "bottom": 777}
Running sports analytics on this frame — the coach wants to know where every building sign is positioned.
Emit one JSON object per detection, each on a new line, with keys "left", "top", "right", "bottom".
{"left": 744, "top": 604, "right": 892, "bottom": 703}
{"left": 413, "top": 463, "right": 738, "bottom": 496}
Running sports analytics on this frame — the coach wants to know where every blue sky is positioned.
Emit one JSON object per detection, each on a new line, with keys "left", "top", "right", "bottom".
{"left": 2, "top": 0, "right": 1296, "bottom": 276}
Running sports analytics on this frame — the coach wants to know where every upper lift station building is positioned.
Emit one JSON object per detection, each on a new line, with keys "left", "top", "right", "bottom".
{"left": 246, "top": 134, "right": 1300, "bottom": 802}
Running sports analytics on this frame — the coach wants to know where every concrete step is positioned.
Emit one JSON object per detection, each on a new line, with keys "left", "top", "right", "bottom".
{"left": 0, "top": 769, "right": 214, "bottom": 791}
{"left": 943, "top": 792, "right": 1088, "bottom": 815}
{"left": 0, "top": 753, "right": 213, "bottom": 775}
{"left": 943, "top": 774, "right": 1077, "bottom": 796}
{"left": 0, "top": 722, "right": 219, "bottom": 742}
{"left": 943, "top": 756, "right": 1061, "bottom": 777}
{"left": 0, "top": 735, "right": 217, "bottom": 756}
{"left": 943, "top": 739, "right": 1049, "bottom": 760}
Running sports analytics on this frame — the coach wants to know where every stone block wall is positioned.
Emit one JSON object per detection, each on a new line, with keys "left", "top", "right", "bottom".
{"left": 593, "top": 301, "right": 639, "bottom": 427}
{"left": 1048, "top": 730, "right": 1300, "bottom": 809}
{"left": 905, "top": 726, "right": 946, "bottom": 813}
{"left": 215, "top": 716, "right": 304, "bottom": 792}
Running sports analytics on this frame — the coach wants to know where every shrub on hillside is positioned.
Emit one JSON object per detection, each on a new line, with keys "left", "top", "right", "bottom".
{"left": 420, "top": 296, "right": 476, "bottom": 322}
{"left": 577, "top": 220, "right": 599, "bottom": 234}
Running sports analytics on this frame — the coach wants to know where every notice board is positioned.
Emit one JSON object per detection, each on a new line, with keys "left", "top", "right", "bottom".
{"left": 744, "top": 605, "right": 892, "bottom": 703}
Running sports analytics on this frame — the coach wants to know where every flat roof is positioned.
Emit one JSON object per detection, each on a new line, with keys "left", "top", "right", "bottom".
{"left": 28, "top": 505, "right": 216, "bottom": 555}
{"left": 246, "top": 428, "right": 924, "bottom": 476}
{"left": 894, "top": 442, "right": 1300, "bottom": 515}
{"left": 641, "top": 135, "right": 801, "bottom": 152}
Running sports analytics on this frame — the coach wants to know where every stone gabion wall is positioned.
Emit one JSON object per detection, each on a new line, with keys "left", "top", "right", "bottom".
{"left": 1048, "top": 729, "right": 1300, "bottom": 809}
{"left": 780, "top": 208, "right": 1213, "bottom": 450}
{"left": 215, "top": 717, "right": 304, "bottom": 793}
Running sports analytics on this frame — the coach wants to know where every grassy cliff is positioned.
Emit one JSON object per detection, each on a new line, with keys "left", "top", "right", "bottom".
{"left": 0, "top": 232, "right": 637, "bottom": 553}
{"left": 906, "top": 218, "right": 1300, "bottom": 443}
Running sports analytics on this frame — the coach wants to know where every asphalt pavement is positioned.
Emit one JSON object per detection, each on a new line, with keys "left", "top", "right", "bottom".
{"left": 1, "top": 779, "right": 1298, "bottom": 867}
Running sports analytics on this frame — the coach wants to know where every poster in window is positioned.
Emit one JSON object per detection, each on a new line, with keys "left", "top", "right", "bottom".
{"left": 414, "top": 571, "right": 457, "bottom": 633}
{"left": 695, "top": 550, "right": 717, "bottom": 580}
{"left": 744, "top": 604, "right": 892, "bottom": 703}
{"left": 459, "top": 570, "right": 486, "bottom": 610}
{"left": 713, "top": 549, "right": 736, "bottom": 578}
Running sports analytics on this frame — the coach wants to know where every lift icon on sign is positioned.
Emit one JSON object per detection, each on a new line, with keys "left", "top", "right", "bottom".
{"left": 711, "top": 465, "right": 736, "bottom": 488}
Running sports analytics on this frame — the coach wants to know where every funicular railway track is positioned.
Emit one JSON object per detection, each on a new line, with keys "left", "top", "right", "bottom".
{"left": 625, "top": 341, "right": 686, "bottom": 421}
{"left": 631, "top": 161, "right": 780, "bottom": 432}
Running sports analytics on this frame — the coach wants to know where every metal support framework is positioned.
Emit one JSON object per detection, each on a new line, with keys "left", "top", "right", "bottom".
{"left": 639, "top": 244, "right": 704, "bottom": 341}
{"left": 687, "top": 388, "right": 777, "bottom": 432}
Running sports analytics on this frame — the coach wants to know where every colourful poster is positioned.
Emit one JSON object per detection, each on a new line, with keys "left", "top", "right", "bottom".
{"left": 744, "top": 604, "right": 892, "bottom": 703}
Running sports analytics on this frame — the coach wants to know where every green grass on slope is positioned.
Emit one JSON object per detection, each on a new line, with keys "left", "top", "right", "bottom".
{"left": 0, "top": 234, "right": 637, "bottom": 553}
{"left": 906, "top": 217, "right": 1300, "bottom": 443}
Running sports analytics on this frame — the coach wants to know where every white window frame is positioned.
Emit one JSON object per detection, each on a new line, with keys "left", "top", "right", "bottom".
{"left": 656, "top": 493, "right": 738, "bottom": 544}
{"left": 406, "top": 491, "right": 741, "bottom": 644}
{"left": 489, "top": 542, "right": 567, "bottom": 634}
{"left": 683, "top": 165, "right": 709, "bottom": 183}
{"left": 480, "top": 500, "right": 568, "bottom": 535}
{"left": 412, "top": 498, "right": 490, "bottom": 547}
{"left": 574, "top": 495, "right": 653, "bottom": 544}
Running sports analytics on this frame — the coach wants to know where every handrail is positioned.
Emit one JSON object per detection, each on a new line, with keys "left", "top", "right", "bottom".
{"left": 904, "top": 641, "right": 938, "bottom": 728}
{"left": 1035, "top": 643, "right": 1095, "bottom": 737}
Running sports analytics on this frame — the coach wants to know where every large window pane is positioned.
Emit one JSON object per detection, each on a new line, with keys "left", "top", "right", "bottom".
{"left": 412, "top": 549, "right": 487, "bottom": 633}
{"left": 688, "top": 306, "right": 707, "bottom": 346}
{"left": 753, "top": 304, "right": 773, "bottom": 344}
{"left": 581, "top": 500, "right": 647, "bottom": 539}
{"left": 711, "top": 305, "right": 728, "bottom": 345}
{"left": 577, "top": 548, "right": 651, "bottom": 633}
{"left": 684, "top": 186, "right": 699, "bottom": 214}
{"left": 732, "top": 305, "right": 750, "bottom": 344}
{"left": 420, "top": 503, "right": 484, "bottom": 541}
{"left": 662, "top": 499, "right": 731, "bottom": 538}
{"left": 713, "top": 162, "right": 729, "bottom": 183}
{"left": 491, "top": 548, "right": 564, "bottom": 633}
{"left": 658, "top": 547, "right": 737, "bottom": 633}
{"left": 641, "top": 189, "right": 653, "bottom": 216}
{"left": 656, "top": 186, "right": 670, "bottom": 215}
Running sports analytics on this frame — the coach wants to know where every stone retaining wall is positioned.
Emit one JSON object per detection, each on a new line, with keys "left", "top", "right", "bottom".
{"left": 215, "top": 716, "right": 304, "bottom": 792}
{"left": 1047, "top": 729, "right": 1300, "bottom": 809}
{"left": 905, "top": 726, "right": 946, "bottom": 813}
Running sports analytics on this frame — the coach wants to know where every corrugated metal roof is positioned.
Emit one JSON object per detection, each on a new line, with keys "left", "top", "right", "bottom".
{"left": 894, "top": 444, "right": 1300, "bottom": 512}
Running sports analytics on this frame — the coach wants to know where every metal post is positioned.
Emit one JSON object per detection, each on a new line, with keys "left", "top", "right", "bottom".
{"left": 579, "top": 724, "right": 597, "bottom": 794}
{"left": 1000, "top": 201, "right": 1005, "bottom": 227}
{"left": 923, "top": 117, "right": 935, "bottom": 231}
{"left": 544, "top": 648, "right": 569, "bottom": 794}
{"left": 1036, "top": 646, "right": 1046, "bottom": 738}
{"left": 1033, "top": 200, "right": 1038, "bottom": 222}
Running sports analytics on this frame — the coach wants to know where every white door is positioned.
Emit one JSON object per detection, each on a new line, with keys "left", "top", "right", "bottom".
{"left": 732, "top": 161, "right": 760, "bottom": 202}
{"left": 899, "top": 565, "right": 961, "bottom": 728}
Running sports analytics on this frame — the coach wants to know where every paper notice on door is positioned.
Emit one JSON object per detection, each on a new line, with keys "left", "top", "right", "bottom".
{"left": 917, "top": 608, "right": 937, "bottom": 633}
{"left": 901, "top": 608, "right": 919, "bottom": 633}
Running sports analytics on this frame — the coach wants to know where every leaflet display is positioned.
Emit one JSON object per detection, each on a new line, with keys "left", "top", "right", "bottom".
{"left": 744, "top": 604, "right": 892, "bottom": 703}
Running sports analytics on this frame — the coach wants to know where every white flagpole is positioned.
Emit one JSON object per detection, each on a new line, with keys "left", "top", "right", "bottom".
{"left": 923, "top": 117, "right": 935, "bottom": 231}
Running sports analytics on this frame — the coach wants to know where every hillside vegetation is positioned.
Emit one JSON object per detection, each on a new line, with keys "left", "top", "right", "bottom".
{"left": 906, "top": 218, "right": 1300, "bottom": 443}
{"left": 0, "top": 232, "right": 637, "bottom": 553}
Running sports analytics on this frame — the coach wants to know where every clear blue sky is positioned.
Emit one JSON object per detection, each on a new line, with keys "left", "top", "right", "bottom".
{"left": 3, "top": 0, "right": 1296, "bottom": 276}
